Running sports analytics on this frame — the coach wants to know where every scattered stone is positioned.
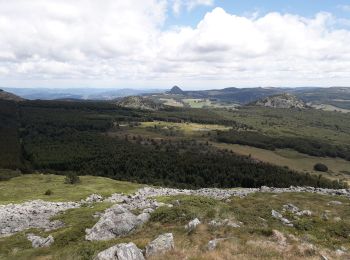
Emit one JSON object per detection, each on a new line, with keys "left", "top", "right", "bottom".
{"left": 328, "top": 201, "right": 342, "bottom": 206}
{"left": 85, "top": 205, "right": 147, "bottom": 241}
{"left": 272, "top": 210, "right": 283, "bottom": 219}
{"left": 84, "top": 194, "right": 103, "bottom": 203}
{"left": 283, "top": 204, "right": 300, "bottom": 213}
{"left": 207, "top": 239, "right": 218, "bottom": 251}
{"left": 333, "top": 217, "right": 342, "bottom": 222}
{"left": 145, "top": 233, "right": 174, "bottom": 257}
{"left": 335, "top": 249, "right": 345, "bottom": 256}
{"left": 94, "top": 242, "right": 144, "bottom": 260}
{"left": 185, "top": 218, "right": 201, "bottom": 231}
{"left": 26, "top": 233, "right": 54, "bottom": 248}
{"left": 320, "top": 254, "right": 328, "bottom": 260}
{"left": 209, "top": 219, "right": 240, "bottom": 228}
{"left": 271, "top": 210, "right": 293, "bottom": 227}
{"left": 321, "top": 212, "right": 329, "bottom": 221}
{"left": 296, "top": 210, "right": 312, "bottom": 217}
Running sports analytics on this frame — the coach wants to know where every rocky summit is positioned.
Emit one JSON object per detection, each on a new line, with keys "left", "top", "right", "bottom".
{"left": 251, "top": 93, "right": 307, "bottom": 109}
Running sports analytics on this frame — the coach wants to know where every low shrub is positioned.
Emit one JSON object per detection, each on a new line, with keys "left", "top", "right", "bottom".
{"left": 64, "top": 172, "right": 80, "bottom": 184}
{"left": 44, "top": 189, "right": 53, "bottom": 196}
{"left": 313, "top": 163, "right": 328, "bottom": 172}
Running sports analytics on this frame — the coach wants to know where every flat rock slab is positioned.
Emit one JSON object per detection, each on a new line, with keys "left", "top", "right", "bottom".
{"left": 0, "top": 200, "right": 80, "bottom": 237}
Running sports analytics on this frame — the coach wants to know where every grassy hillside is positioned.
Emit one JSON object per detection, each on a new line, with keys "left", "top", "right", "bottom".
{"left": 0, "top": 174, "right": 141, "bottom": 204}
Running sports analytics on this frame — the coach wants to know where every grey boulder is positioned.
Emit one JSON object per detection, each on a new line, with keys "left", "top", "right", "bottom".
{"left": 94, "top": 242, "right": 144, "bottom": 260}
{"left": 145, "top": 233, "right": 174, "bottom": 257}
{"left": 185, "top": 218, "right": 201, "bottom": 231}
{"left": 86, "top": 205, "right": 149, "bottom": 241}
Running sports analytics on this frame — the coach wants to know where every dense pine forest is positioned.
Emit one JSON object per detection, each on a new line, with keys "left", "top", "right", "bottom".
{"left": 0, "top": 100, "right": 348, "bottom": 189}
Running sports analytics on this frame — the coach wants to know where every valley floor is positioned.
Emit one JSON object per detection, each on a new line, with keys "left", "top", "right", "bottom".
{"left": 1, "top": 174, "right": 350, "bottom": 260}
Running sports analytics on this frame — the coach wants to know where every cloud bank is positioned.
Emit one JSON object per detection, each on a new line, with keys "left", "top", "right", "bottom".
{"left": 0, "top": 0, "right": 350, "bottom": 88}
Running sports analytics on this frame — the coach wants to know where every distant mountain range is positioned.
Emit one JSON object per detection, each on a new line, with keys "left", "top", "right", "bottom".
{"left": 2, "top": 86, "right": 350, "bottom": 110}
{"left": 2, "top": 88, "right": 163, "bottom": 101}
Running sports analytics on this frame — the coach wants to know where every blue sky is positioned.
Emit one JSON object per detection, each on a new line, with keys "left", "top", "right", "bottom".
{"left": 0, "top": 0, "right": 350, "bottom": 89}
{"left": 166, "top": 0, "right": 350, "bottom": 28}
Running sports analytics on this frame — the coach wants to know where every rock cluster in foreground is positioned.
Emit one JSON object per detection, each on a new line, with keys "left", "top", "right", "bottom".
{"left": 1, "top": 185, "right": 349, "bottom": 237}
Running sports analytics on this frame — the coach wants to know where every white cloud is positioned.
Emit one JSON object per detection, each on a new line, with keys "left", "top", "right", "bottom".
{"left": 0, "top": 2, "right": 350, "bottom": 88}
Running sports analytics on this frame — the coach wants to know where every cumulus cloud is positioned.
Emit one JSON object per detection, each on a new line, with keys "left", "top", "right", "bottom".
{"left": 0, "top": 1, "right": 350, "bottom": 87}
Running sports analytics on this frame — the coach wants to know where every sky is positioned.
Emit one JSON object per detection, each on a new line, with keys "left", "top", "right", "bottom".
{"left": 0, "top": 0, "right": 350, "bottom": 89}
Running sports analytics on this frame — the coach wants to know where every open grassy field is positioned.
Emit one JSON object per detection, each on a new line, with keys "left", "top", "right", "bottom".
{"left": 215, "top": 107, "right": 350, "bottom": 146}
{"left": 140, "top": 121, "right": 231, "bottom": 134}
{"left": 110, "top": 119, "right": 350, "bottom": 184}
{"left": 0, "top": 174, "right": 142, "bottom": 204}
{"left": 0, "top": 174, "right": 349, "bottom": 259}
{"left": 159, "top": 98, "right": 184, "bottom": 107}
{"left": 213, "top": 143, "right": 350, "bottom": 183}
{"left": 182, "top": 98, "right": 238, "bottom": 109}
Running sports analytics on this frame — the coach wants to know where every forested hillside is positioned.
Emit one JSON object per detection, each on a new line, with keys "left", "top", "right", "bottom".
{"left": 0, "top": 100, "right": 348, "bottom": 189}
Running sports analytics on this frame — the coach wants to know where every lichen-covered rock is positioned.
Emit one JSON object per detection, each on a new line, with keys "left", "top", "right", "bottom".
{"left": 145, "top": 233, "right": 174, "bottom": 257}
{"left": 94, "top": 242, "right": 144, "bottom": 260}
{"left": 185, "top": 218, "right": 201, "bottom": 231}
{"left": 26, "top": 233, "right": 54, "bottom": 248}
{"left": 85, "top": 205, "right": 147, "bottom": 241}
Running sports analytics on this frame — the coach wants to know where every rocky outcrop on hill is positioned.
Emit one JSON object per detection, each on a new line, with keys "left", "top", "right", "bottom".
{"left": 106, "top": 186, "right": 350, "bottom": 203}
{"left": 0, "top": 200, "right": 79, "bottom": 237}
{"left": 251, "top": 93, "right": 307, "bottom": 109}
{"left": 116, "top": 96, "right": 163, "bottom": 111}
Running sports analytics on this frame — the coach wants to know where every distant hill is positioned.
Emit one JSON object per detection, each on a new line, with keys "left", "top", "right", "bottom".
{"left": 0, "top": 89, "right": 24, "bottom": 102}
{"left": 116, "top": 96, "right": 164, "bottom": 111}
{"left": 2, "top": 88, "right": 162, "bottom": 100}
{"left": 168, "top": 86, "right": 184, "bottom": 95}
{"left": 250, "top": 93, "right": 307, "bottom": 109}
